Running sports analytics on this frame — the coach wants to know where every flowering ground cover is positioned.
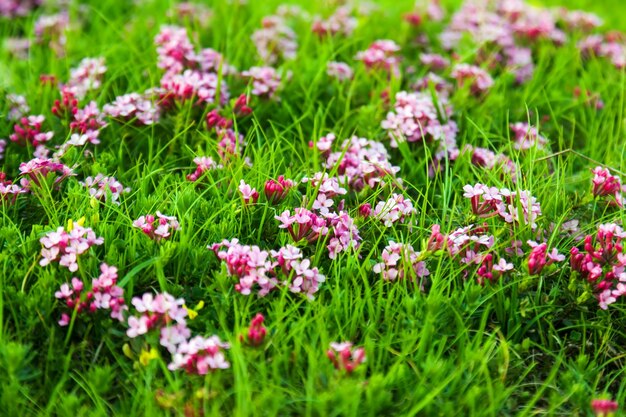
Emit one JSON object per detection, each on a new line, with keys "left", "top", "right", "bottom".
{"left": 1, "top": 0, "right": 626, "bottom": 415}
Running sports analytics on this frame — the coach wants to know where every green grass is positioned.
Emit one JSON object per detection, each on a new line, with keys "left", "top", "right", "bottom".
{"left": 2, "top": 0, "right": 626, "bottom": 416}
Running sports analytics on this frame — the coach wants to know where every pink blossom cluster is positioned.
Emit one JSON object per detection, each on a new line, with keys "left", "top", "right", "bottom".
{"left": 570, "top": 223, "right": 626, "bottom": 309}
{"left": 168, "top": 335, "right": 231, "bottom": 374}
{"left": 216, "top": 128, "right": 246, "bottom": 163}
{"left": 9, "top": 115, "right": 54, "bottom": 150}
{"left": 373, "top": 194, "right": 416, "bottom": 227}
{"left": 462, "top": 145, "right": 517, "bottom": 181}
{"left": 578, "top": 34, "right": 626, "bottom": 69}
{"left": 0, "top": 140, "right": 4, "bottom": 160}
{"left": 0, "top": 0, "right": 41, "bottom": 17}
{"left": 526, "top": 240, "right": 565, "bottom": 275}
{"left": 327, "top": 342, "right": 366, "bottom": 373}
{"left": 55, "top": 263, "right": 127, "bottom": 326}
{"left": 355, "top": 40, "right": 401, "bottom": 76}
{"left": 381, "top": 91, "right": 459, "bottom": 162}
{"left": 419, "top": 53, "right": 450, "bottom": 71}
{"left": 210, "top": 239, "right": 326, "bottom": 299}
{"left": 241, "top": 66, "right": 283, "bottom": 99}
{"left": 476, "top": 253, "right": 514, "bottom": 285}
{"left": 463, "top": 183, "right": 542, "bottom": 229}
{"left": 312, "top": 6, "right": 357, "bottom": 37}
{"left": 68, "top": 101, "right": 107, "bottom": 145}
{"left": 127, "top": 292, "right": 187, "bottom": 339}
{"left": 315, "top": 133, "right": 401, "bottom": 192}
{"left": 509, "top": 122, "right": 548, "bottom": 150}
{"left": 6, "top": 94, "right": 30, "bottom": 120}
{"left": 264, "top": 175, "right": 294, "bottom": 204}
{"left": 238, "top": 180, "right": 259, "bottom": 205}
{"left": 241, "top": 314, "right": 267, "bottom": 346}
{"left": 325, "top": 211, "right": 361, "bottom": 259}
{"left": 80, "top": 174, "right": 129, "bottom": 204}
{"left": 186, "top": 156, "right": 221, "bottom": 182}
{"left": 132, "top": 212, "right": 180, "bottom": 241}
{"left": 34, "top": 12, "right": 69, "bottom": 57}
{"left": 591, "top": 398, "right": 618, "bottom": 416}
{"left": 430, "top": 223, "right": 495, "bottom": 261}
{"left": 275, "top": 208, "right": 329, "bottom": 242}
{"left": 591, "top": 166, "right": 624, "bottom": 206}
{"left": 372, "top": 241, "right": 429, "bottom": 282}
{"left": 559, "top": 9, "right": 603, "bottom": 32}
{"left": 450, "top": 64, "right": 494, "bottom": 95}
{"left": 159, "top": 69, "right": 228, "bottom": 108}
{"left": 18, "top": 157, "right": 74, "bottom": 190}
{"left": 251, "top": 15, "right": 297, "bottom": 64}
{"left": 0, "top": 173, "right": 26, "bottom": 204}
{"left": 326, "top": 61, "right": 354, "bottom": 81}
{"left": 103, "top": 92, "right": 161, "bottom": 125}
{"left": 39, "top": 224, "right": 104, "bottom": 272}
{"left": 63, "top": 58, "right": 107, "bottom": 100}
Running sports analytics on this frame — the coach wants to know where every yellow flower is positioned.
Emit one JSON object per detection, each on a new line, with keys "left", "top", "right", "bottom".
{"left": 184, "top": 300, "right": 204, "bottom": 320}
{"left": 139, "top": 348, "right": 159, "bottom": 366}
{"left": 66, "top": 216, "right": 86, "bottom": 231}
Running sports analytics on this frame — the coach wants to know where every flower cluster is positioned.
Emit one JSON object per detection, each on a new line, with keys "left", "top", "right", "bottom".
{"left": 9, "top": 115, "right": 54, "bottom": 149}
{"left": 312, "top": 6, "right": 357, "bottom": 37}
{"left": 186, "top": 156, "right": 221, "bottom": 182}
{"left": 578, "top": 34, "right": 626, "bottom": 69}
{"left": 241, "top": 314, "right": 267, "bottom": 346}
{"left": 132, "top": 212, "right": 180, "bottom": 241}
{"left": 68, "top": 101, "right": 107, "bottom": 145}
{"left": 241, "top": 66, "right": 283, "bottom": 99}
{"left": 34, "top": 12, "right": 69, "bottom": 57}
{"left": 316, "top": 134, "right": 401, "bottom": 192}
{"left": 276, "top": 207, "right": 329, "bottom": 242}
{"left": 103, "top": 92, "right": 161, "bottom": 125}
{"left": 327, "top": 342, "right": 366, "bottom": 373}
{"left": 463, "top": 183, "right": 542, "bottom": 229}
{"left": 0, "top": 173, "right": 26, "bottom": 204}
{"left": 570, "top": 223, "right": 626, "bottom": 309}
{"left": 18, "top": 158, "right": 74, "bottom": 190}
{"left": 526, "top": 240, "right": 565, "bottom": 275}
{"left": 381, "top": 91, "right": 459, "bottom": 162}
{"left": 168, "top": 335, "right": 231, "bottom": 374}
{"left": 252, "top": 15, "right": 297, "bottom": 64}
{"left": 591, "top": 166, "right": 624, "bottom": 206}
{"left": 40, "top": 223, "right": 104, "bottom": 272}
{"left": 6, "top": 94, "right": 30, "bottom": 120}
{"left": 80, "top": 174, "right": 129, "bottom": 204}
{"left": 0, "top": 0, "right": 41, "bottom": 17}
{"left": 210, "top": 240, "right": 326, "bottom": 299}
{"left": 326, "top": 61, "right": 354, "bottom": 81}
{"left": 373, "top": 241, "right": 429, "bottom": 282}
{"left": 264, "top": 175, "right": 294, "bottom": 204}
{"left": 63, "top": 57, "right": 107, "bottom": 100}
{"left": 373, "top": 194, "right": 416, "bottom": 227}
{"left": 509, "top": 122, "right": 548, "bottom": 150}
{"left": 355, "top": 40, "right": 401, "bottom": 76}
{"left": 450, "top": 64, "right": 494, "bottom": 95}
{"left": 462, "top": 145, "right": 517, "bottom": 181}
{"left": 591, "top": 399, "right": 618, "bottom": 416}
{"left": 55, "top": 263, "right": 127, "bottom": 326}
{"left": 325, "top": 211, "right": 361, "bottom": 259}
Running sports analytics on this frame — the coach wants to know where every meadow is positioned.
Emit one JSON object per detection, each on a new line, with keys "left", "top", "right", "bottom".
{"left": 1, "top": 0, "right": 626, "bottom": 415}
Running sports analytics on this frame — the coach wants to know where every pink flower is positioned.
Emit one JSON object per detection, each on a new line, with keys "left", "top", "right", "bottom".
{"left": 312, "top": 6, "right": 356, "bottom": 37}
{"left": 238, "top": 180, "right": 259, "bottom": 205}
{"left": 40, "top": 224, "right": 103, "bottom": 272}
{"left": 242, "top": 66, "right": 283, "bottom": 99}
{"left": 510, "top": 122, "right": 548, "bottom": 150}
{"left": 591, "top": 166, "right": 624, "bottom": 206}
{"left": 373, "top": 194, "right": 416, "bottom": 227}
{"left": 187, "top": 156, "right": 221, "bottom": 181}
{"left": 591, "top": 399, "right": 618, "bottom": 416}
{"left": 103, "top": 92, "right": 161, "bottom": 125}
{"left": 355, "top": 40, "right": 401, "bottom": 76}
{"left": 18, "top": 158, "right": 74, "bottom": 190}
{"left": 451, "top": 64, "right": 494, "bottom": 95}
{"left": 133, "top": 212, "right": 180, "bottom": 241}
{"left": 168, "top": 335, "right": 230, "bottom": 374}
{"left": 327, "top": 341, "right": 366, "bottom": 373}
{"left": 80, "top": 174, "right": 129, "bottom": 204}
{"left": 326, "top": 61, "right": 354, "bottom": 81}
{"left": 251, "top": 15, "right": 297, "bottom": 64}
{"left": 242, "top": 313, "right": 267, "bottom": 346}
{"left": 264, "top": 175, "right": 294, "bottom": 204}
{"left": 373, "top": 241, "right": 429, "bottom": 283}
{"left": 63, "top": 57, "right": 107, "bottom": 99}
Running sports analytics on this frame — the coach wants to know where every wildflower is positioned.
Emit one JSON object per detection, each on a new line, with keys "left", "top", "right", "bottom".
{"left": 205, "top": 110, "right": 232, "bottom": 130}
{"left": 34, "top": 12, "right": 69, "bottom": 56}
{"left": 373, "top": 241, "right": 429, "bottom": 283}
{"left": 327, "top": 342, "right": 366, "bottom": 373}
{"left": 275, "top": 208, "right": 328, "bottom": 242}
{"left": 168, "top": 335, "right": 230, "bottom": 374}
{"left": 242, "top": 66, "right": 283, "bottom": 99}
{"left": 373, "top": 194, "right": 416, "bottom": 227}
{"left": 326, "top": 61, "right": 354, "bottom": 81}
{"left": 239, "top": 180, "right": 259, "bottom": 205}
{"left": 80, "top": 174, "right": 130, "bottom": 204}
{"left": 132, "top": 212, "right": 180, "bottom": 241}
{"left": 126, "top": 292, "right": 188, "bottom": 339}
{"left": 0, "top": 173, "right": 27, "bottom": 205}
{"left": 509, "top": 122, "right": 548, "bottom": 150}
{"left": 159, "top": 69, "right": 229, "bottom": 107}
{"left": 103, "top": 92, "right": 161, "bottom": 125}
{"left": 461, "top": 145, "right": 517, "bottom": 181}
{"left": 355, "top": 40, "right": 401, "bottom": 76}
{"left": 570, "top": 223, "right": 626, "bottom": 309}
{"left": 325, "top": 211, "right": 361, "bottom": 259}
{"left": 9, "top": 115, "right": 54, "bottom": 148}
{"left": 527, "top": 241, "right": 564, "bottom": 275}
{"left": 591, "top": 399, "right": 618, "bottom": 416}
{"left": 6, "top": 94, "right": 30, "bottom": 120}
{"left": 591, "top": 166, "right": 624, "bottom": 206}
{"left": 251, "top": 15, "right": 297, "bottom": 64}
{"left": 139, "top": 348, "right": 159, "bottom": 366}
{"left": 187, "top": 156, "right": 221, "bottom": 182}
{"left": 233, "top": 94, "right": 253, "bottom": 116}
{"left": 451, "top": 64, "right": 494, "bottom": 95}
{"left": 54, "top": 263, "right": 126, "bottom": 325}
{"left": 312, "top": 6, "right": 357, "bottom": 37}
{"left": 40, "top": 224, "right": 104, "bottom": 272}
{"left": 419, "top": 53, "right": 449, "bottom": 71}
{"left": 63, "top": 57, "right": 107, "bottom": 99}
{"left": 242, "top": 313, "right": 267, "bottom": 346}
{"left": 264, "top": 176, "right": 294, "bottom": 204}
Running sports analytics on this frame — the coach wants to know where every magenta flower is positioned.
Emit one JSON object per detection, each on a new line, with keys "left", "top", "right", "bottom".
{"left": 591, "top": 399, "right": 618, "bottom": 416}
{"left": 275, "top": 207, "right": 329, "bottom": 242}
{"left": 187, "top": 156, "right": 221, "bottom": 182}
{"left": 451, "top": 64, "right": 494, "bottom": 95}
{"left": 312, "top": 6, "right": 356, "bottom": 37}
{"left": 251, "top": 15, "right": 297, "bottom": 64}
{"left": 103, "top": 92, "right": 161, "bottom": 125}
{"left": 132, "top": 212, "right": 180, "bottom": 241}
{"left": 326, "top": 61, "right": 354, "bottom": 81}
{"left": 18, "top": 158, "right": 74, "bottom": 190}
{"left": 168, "top": 335, "right": 230, "bottom": 374}
{"left": 9, "top": 115, "right": 54, "bottom": 148}
{"left": 0, "top": 173, "right": 26, "bottom": 205}
{"left": 591, "top": 166, "right": 624, "bottom": 206}
{"left": 355, "top": 40, "right": 401, "bottom": 76}
{"left": 327, "top": 341, "right": 366, "bottom": 374}
{"left": 373, "top": 241, "right": 429, "bottom": 283}
{"left": 238, "top": 180, "right": 259, "bottom": 205}
{"left": 527, "top": 241, "right": 564, "bottom": 275}
{"left": 40, "top": 224, "right": 104, "bottom": 272}
{"left": 80, "top": 174, "right": 129, "bottom": 204}
{"left": 510, "top": 122, "right": 548, "bottom": 150}
{"left": 242, "top": 313, "right": 267, "bottom": 347}
{"left": 63, "top": 57, "right": 107, "bottom": 100}
{"left": 242, "top": 66, "right": 283, "bottom": 99}
{"left": 126, "top": 291, "right": 188, "bottom": 338}
{"left": 264, "top": 175, "right": 294, "bottom": 204}
{"left": 373, "top": 194, "right": 416, "bottom": 227}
